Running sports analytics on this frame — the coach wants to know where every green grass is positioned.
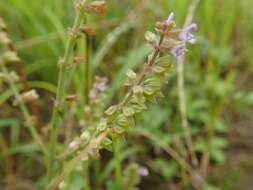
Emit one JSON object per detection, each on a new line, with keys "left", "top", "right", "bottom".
{"left": 0, "top": 0, "right": 253, "bottom": 190}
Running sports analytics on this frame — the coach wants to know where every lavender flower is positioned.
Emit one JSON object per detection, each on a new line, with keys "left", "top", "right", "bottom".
{"left": 170, "top": 44, "right": 185, "bottom": 58}
{"left": 179, "top": 23, "right": 198, "bottom": 44}
{"left": 165, "top": 12, "right": 175, "bottom": 25}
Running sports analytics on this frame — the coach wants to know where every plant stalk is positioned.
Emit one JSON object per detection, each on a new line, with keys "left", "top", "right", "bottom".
{"left": 0, "top": 64, "right": 47, "bottom": 155}
{"left": 48, "top": 0, "right": 88, "bottom": 178}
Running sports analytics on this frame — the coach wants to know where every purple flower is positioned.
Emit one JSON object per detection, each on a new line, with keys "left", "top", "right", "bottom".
{"left": 165, "top": 12, "right": 175, "bottom": 25}
{"left": 170, "top": 44, "right": 185, "bottom": 58}
{"left": 179, "top": 23, "right": 198, "bottom": 44}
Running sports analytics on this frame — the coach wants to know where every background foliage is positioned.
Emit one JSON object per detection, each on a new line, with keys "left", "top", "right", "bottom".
{"left": 0, "top": 0, "right": 253, "bottom": 189}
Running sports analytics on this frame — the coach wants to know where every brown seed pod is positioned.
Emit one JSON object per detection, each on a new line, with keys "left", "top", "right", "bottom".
{"left": 87, "top": 1, "right": 107, "bottom": 14}
{"left": 66, "top": 95, "right": 78, "bottom": 102}
{"left": 74, "top": 57, "right": 85, "bottom": 65}
{"left": 80, "top": 25, "right": 96, "bottom": 36}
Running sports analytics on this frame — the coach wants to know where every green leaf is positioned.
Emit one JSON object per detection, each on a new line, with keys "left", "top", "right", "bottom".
{"left": 97, "top": 119, "right": 107, "bottom": 132}
{"left": 102, "top": 137, "right": 112, "bottom": 146}
{"left": 105, "top": 105, "right": 118, "bottom": 116}
{"left": 123, "top": 107, "right": 135, "bottom": 117}
{"left": 153, "top": 65, "right": 166, "bottom": 74}
{"left": 115, "top": 114, "right": 129, "bottom": 127}
{"left": 113, "top": 125, "right": 125, "bottom": 134}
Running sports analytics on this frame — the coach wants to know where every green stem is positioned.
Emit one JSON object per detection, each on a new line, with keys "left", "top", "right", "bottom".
{"left": 83, "top": 161, "right": 91, "bottom": 190}
{"left": 0, "top": 64, "right": 47, "bottom": 155}
{"left": 48, "top": 1, "right": 88, "bottom": 178}
{"left": 113, "top": 138, "right": 122, "bottom": 189}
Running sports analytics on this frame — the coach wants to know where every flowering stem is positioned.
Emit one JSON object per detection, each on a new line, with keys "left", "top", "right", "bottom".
{"left": 47, "top": 130, "right": 110, "bottom": 190}
{"left": 120, "top": 35, "right": 164, "bottom": 107}
{"left": 0, "top": 63, "right": 47, "bottom": 155}
{"left": 47, "top": 33, "right": 166, "bottom": 188}
{"left": 177, "top": 0, "right": 200, "bottom": 168}
{"left": 48, "top": 0, "right": 88, "bottom": 178}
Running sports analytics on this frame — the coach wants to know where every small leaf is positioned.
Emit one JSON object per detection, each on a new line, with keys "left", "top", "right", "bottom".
{"left": 97, "top": 118, "right": 107, "bottom": 131}
{"left": 130, "top": 103, "right": 147, "bottom": 113}
{"left": 115, "top": 114, "right": 129, "bottom": 127}
{"left": 153, "top": 66, "right": 166, "bottom": 74}
{"left": 113, "top": 125, "right": 125, "bottom": 134}
{"left": 102, "top": 137, "right": 112, "bottom": 146}
{"left": 123, "top": 107, "right": 135, "bottom": 117}
{"left": 144, "top": 77, "right": 161, "bottom": 88}
{"left": 143, "top": 86, "right": 156, "bottom": 95}
{"left": 126, "top": 69, "right": 137, "bottom": 80}
{"left": 156, "top": 55, "right": 172, "bottom": 69}
{"left": 105, "top": 105, "right": 118, "bottom": 116}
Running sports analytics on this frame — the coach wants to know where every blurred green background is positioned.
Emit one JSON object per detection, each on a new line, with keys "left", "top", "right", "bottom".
{"left": 0, "top": 0, "right": 253, "bottom": 189}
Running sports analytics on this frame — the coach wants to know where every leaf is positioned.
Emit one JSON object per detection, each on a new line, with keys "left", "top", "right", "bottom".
{"left": 123, "top": 107, "right": 135, "bottom": 117}
{"left": 102, "top": 137, "right": 112, "bottom": 146}
{"left": 113, "top": 125, "right": 125, "bottom": 134}
{"left": 105, "top": 105, "right": 118, "bottom": 116}
{"left": 153, "top": 65, "right": 166, "bottom": 74}
{"left": 155, "top": 55, "right": 172, "bottom": 70}
{"left": 115, "top": 114, "right": 129, "bottom": 127}
{"left": 97, "top": 119, "right": 107, "bottom": 132}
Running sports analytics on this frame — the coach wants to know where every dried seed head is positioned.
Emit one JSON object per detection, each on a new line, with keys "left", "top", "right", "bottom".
{"left": 145, "top": 31, "right": 157, "bottom": 45}
{"left": 94, "top": 76, "right": 108, "bottom": 92}
{"left": 80, "top": 25, "right": 96, "bottom": 36}
{"left": 3, "top": 51, "right": 20, "bottom": 63}
{"left": 66, "top": 94, "right": 78, "bottom": 102}
{"left": 0, "top": 18, "right": 7, "bottom": 30}
{"left": 80, "top": 131, "right": 91, "bottom": 141}
{"left": 68, "top": 139, "right": 80, "bottom": 150}
{"left": 0, "top": 32, "right": 11, "bottom": 45}
{"left": 9, "top": 71, "right": 19, "bottom": 82}
{"left": 126, "top": 69, "right": 137, "bottom": 80}
{"left": 67, "top": 28, "right": 78, "bottom": 38}
{"left": 74, "top": 57, "right": 85, "bottom": 65}
{"left": 21, "top": 90, "right": 39, "bottom": 103}
{"left": 58, "top": 181, "right": 66, "bottom": 190}
{"left": 87, "top": 1, "right": 107, "bottom": 14}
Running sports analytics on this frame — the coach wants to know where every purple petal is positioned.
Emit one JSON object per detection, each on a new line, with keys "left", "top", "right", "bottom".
{"left": 165, "top": 12, "right": 175, "bottom": 25}
{"left": 179, "top": 23, "right": 198, "bottom": 42}
{"left": 167, "top": 12, "right": 175, "bottom": 22}
{"left": 170, "top": 44, "right": 185, "bottom": 58}
{"left": 185, "top": 23, "right": 198, "bottom": 33}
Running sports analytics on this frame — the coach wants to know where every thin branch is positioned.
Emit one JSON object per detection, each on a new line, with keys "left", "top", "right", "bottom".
{"left": 177, "top": 0, "right": 200, "bottom": 168}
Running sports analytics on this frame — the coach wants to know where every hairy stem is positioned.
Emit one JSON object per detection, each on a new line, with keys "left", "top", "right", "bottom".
{"left": 177, "top": 0, "right": 200, "bottom": 168}
{"left": 48, "top": 0, "right": 88, "bottom": 178}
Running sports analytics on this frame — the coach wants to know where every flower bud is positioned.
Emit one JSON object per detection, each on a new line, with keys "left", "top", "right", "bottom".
{"left": 145, "top": 31, "right": 156, "bottom": 45}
